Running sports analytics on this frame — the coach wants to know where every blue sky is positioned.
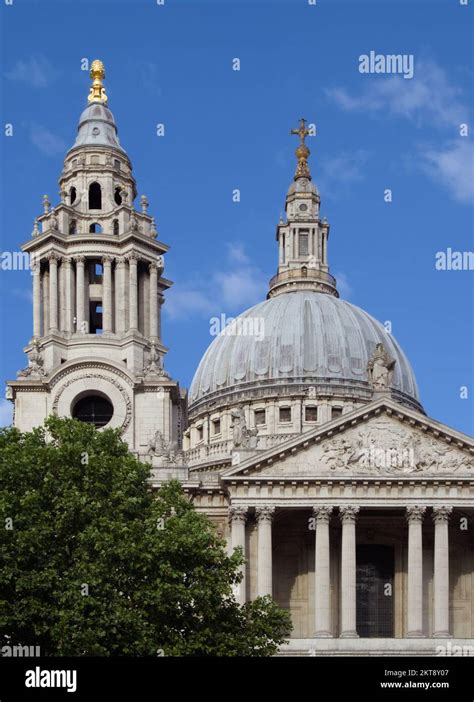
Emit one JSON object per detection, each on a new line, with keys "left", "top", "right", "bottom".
{"left": 0, "top": 0, "right": 473, "bottom": 434}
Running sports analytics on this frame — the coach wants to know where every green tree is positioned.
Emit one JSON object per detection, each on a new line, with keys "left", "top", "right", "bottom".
{"left": 0, "top": 416, "right": 291, "bottom": 656}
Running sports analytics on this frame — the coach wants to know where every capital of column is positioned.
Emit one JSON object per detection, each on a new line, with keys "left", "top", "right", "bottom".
{"left": 339, "top": 506, "right": 360, "bottom": 524}
{"left": 255, "top": 505, "right": 275, "bottom": 523}
{"left": 406, "top": 505, "right": 426, "bottom": 523}
{"left": 73, "top": 255, "right": 86, "bottom": 265}
{"left": 61, "top": 256, "right": 72, "bottom": 267}
{"left": 228, "top": 506, "right": 248, "bottom": 525}
{"left": 432, "top": 506, "right": 453, "bottom": 524}
{"left": 313, "top": 506, "right": 333, "bottom": 524}
{"left": 103, "top": 255, "right": 114, "bottom": 266}
{"left": 46, "top": 252, "right": 59, "bottom": 263}
{"left": 149, "top": 262, "right": 159, "bottom": 273}
{"left": 127, "top": 252, "right": 139, "bottom": 264}
{"left": 115, "top": 256, "right": 126, "bottom": 268}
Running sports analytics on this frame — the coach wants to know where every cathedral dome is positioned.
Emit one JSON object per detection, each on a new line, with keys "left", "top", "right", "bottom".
{"left": 188, "top": 291, "right": 422, "bottom": 413}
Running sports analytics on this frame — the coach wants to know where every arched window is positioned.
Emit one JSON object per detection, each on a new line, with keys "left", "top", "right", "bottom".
{"left": 114, "top": 187, "right": 122, "bottom": 205}
{"left": 70, "top": 186, "right": 77, "bottom": 205}
{"left": 89, "top": 223, "right": 102, "bottom": 234}
{"left": 113, "top": 219, "right": 119, "bottom": 236}
{"left": 69, "top": 219, "right": 77, "bottom": 235}
{"left": 88, "top": 182, "right": 102, "bottom": 209}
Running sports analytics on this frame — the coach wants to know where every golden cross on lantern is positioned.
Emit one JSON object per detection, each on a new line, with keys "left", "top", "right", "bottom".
{"left": 291, "top": 118, "right": 311, "bottom": 146}
{"left": 290, "top": 118, "right": 313, "bottom": 180}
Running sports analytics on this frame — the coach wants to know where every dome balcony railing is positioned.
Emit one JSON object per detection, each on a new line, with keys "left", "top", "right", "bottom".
{"left": 268, "top": 267, "right": 337, "bottom": 289}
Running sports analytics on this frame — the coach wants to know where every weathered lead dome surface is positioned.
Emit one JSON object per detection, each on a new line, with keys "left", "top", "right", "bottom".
{"left": 70, "top": 103, "right": 125, "bottom": 152}
{"left": 189, "top": 291, "right": 422, "bottom": 411}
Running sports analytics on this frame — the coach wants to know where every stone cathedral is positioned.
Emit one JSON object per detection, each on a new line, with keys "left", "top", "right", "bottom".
{"left": 7, "top": 62, "right": 474, "bottom": 656}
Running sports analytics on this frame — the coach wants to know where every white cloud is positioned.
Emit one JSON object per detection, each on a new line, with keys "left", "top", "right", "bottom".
{"left": 326, "top": 60, "right": 468, "bottom": 128}
{"left": 0, "top": 399, "right": 13, "bottom": 427}
{"left": 12, "top": 288, "right": 33, "bottom": 303}
{"left": 215, "top": 267, "right": 267, "bottom": 309}
{"left": 317, "top": 150, "right": 369, "bottom": 197}
{"left": 5, "top": 55, "right": 56, "bottom": 88}
{"left": 165, "top": 243, "right": 267, "bottom": 320}
{"left": 30, "top": 124, "right": 67, "bottom": 157}
{"left": 164, "top": 287, "right": 215, "bottom": 320}
{"left": 226, "top": 242, "right": 251, "bottom": 264}
{"left": 418, "top": 140, "right": 474, "bottom": 205}
{"left": 334, "top": 271, "right": 353, "bottom": 300}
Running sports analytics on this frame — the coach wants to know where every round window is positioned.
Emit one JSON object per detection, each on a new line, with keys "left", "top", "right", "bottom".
{"left": 72, "top": 394, "right": 114, "bottom": 428}
{"left": 299, "top": 203, "right": 308, "bottom": 211}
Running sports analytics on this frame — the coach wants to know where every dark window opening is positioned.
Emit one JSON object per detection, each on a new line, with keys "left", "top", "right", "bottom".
{"left": 196, "top": 426, "right": 203, "bottom": 442}
{"left": 305, "top": 405, "right": 318, "bottom": 422}
{"left": 114, "top": 159, "right": 121, "bottom": 170}
{"left": 88, "top": 260, "right": 103, "bottom": 283}
{"left": 254, "top": 409, "right": 266, "bottom": 426}
{"left": 89, "top": 223, "right": 102, "bottom": 234}
{"left": 89, "top": 301, "right": 103, "bottom": 334}
{"left": 70, "top": 187, "right": 77, "bottom": 205}
{"left": 113, "top": 219, "right": 119, "bottom": 236}
{"left": 88, "top": 182, "right": 102, "bottom": 209}
{"left": 356, "top": 545, "right": 394, "bottom": 638}
{"left": 211, "top": 419, "right": 221, "bottom": 435}
{"left": 332, "top": 407, "right": 343, "bottom": 420}
{"left": 299, "top": 230, "right": 309, "bottom": 256}
{"left": 69, "top": 219, "right": 77, "bottom": 235}
{"left": 72, "top": 394, "right": 113, "bottom": 428}
{"left": 279, "top": 407, "right": 291, "bottom": 423}
{"left": 114, "top": 187, "right": 122, "bottom": 205}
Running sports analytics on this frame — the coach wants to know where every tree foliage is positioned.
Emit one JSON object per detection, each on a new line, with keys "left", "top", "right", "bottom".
{"left": 0, "top": 417, "right": 291, "bottom": 656}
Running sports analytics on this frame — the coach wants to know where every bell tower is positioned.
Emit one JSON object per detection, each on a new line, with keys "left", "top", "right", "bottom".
{"left": 268, "top": 118, "right": 338, "bottom": 299}
{"left": 7, "top": 61, "right": 186, "bottom": 461}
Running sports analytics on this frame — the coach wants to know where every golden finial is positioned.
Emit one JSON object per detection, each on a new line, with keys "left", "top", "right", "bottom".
{"left": 88, "top": 59, "right": 108, "bottom": 104}
{"left": 291, "top": 117, "right": 312, "bottom": 180}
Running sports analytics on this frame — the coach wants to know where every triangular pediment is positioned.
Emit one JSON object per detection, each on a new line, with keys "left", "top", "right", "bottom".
{"left": 222, "top": 399, "right": 474, "bottom": 480}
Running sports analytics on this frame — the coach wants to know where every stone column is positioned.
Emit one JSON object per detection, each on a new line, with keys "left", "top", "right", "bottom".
{"left": 256, "top": 506, "right": 275, "bottom": 597}
{"left": 314, "top": 506, "right": 333, "bottom": 637}
{"left": 74, "top": 256, "right": 85, "bottom": 333}
{"left": 229, "top": 506, "right": 248, "bottom": 605}
{"left": 42, "top": 270, "right": 49, "bottom": 335}
{"left": 406, "top": 506, "right": 426, "bottom": 637}
{"left": 339, "top": 506, "right": 359, "bottom": 638}
{"left": 149, "top": 263, "right": 159, "bottom": 339}
{"left": 128, "top": 253, "right": 138, "bottom": 331}
{"left": 32, "top": 259, "right": 41, "bottom": 338}
{"left": 102, "top": 256, "right": 113, "bottom": 334}
{"left": 59, "top": 259, "right": 65, "bottom": 331}
{"left": 115, "top": 257, "right": 126, "bottom": 334}
{"left": 63, "top": 258, "right": 74, "bottom": 333}
{"left": 48, "top": 253, "right": 58, "bottom": 332}
{"left": 432, "top": 506, "right": 452, "bottom": 637}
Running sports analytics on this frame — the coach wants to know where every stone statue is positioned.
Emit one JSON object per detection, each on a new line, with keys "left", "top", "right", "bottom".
{"left": 129, "top": 212, "right": 139, "bottom": 232}
{"left": 49, "top": 212, "right": 59, "bottom": 231}
{"left": 147, "top": 429, "right": 167, "bottom": 457}
{"left": 231, "top": 405, "right": 258, "bottom": 449}
{"left": 143, "top": 342, "right": 167, "bottom": 377}
{"left": 18, "top": 339, "right": 45, "bottom": 378}
{"left": 147, "top": 429, "right": 186, "bottom": 465}
{"left": 367, "top": 343, "right": 395, "bottom": 391}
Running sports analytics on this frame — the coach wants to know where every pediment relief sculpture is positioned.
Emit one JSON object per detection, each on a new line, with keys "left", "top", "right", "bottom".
{"left": 249, "top": 418, "right": 473, "bottom": 477}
